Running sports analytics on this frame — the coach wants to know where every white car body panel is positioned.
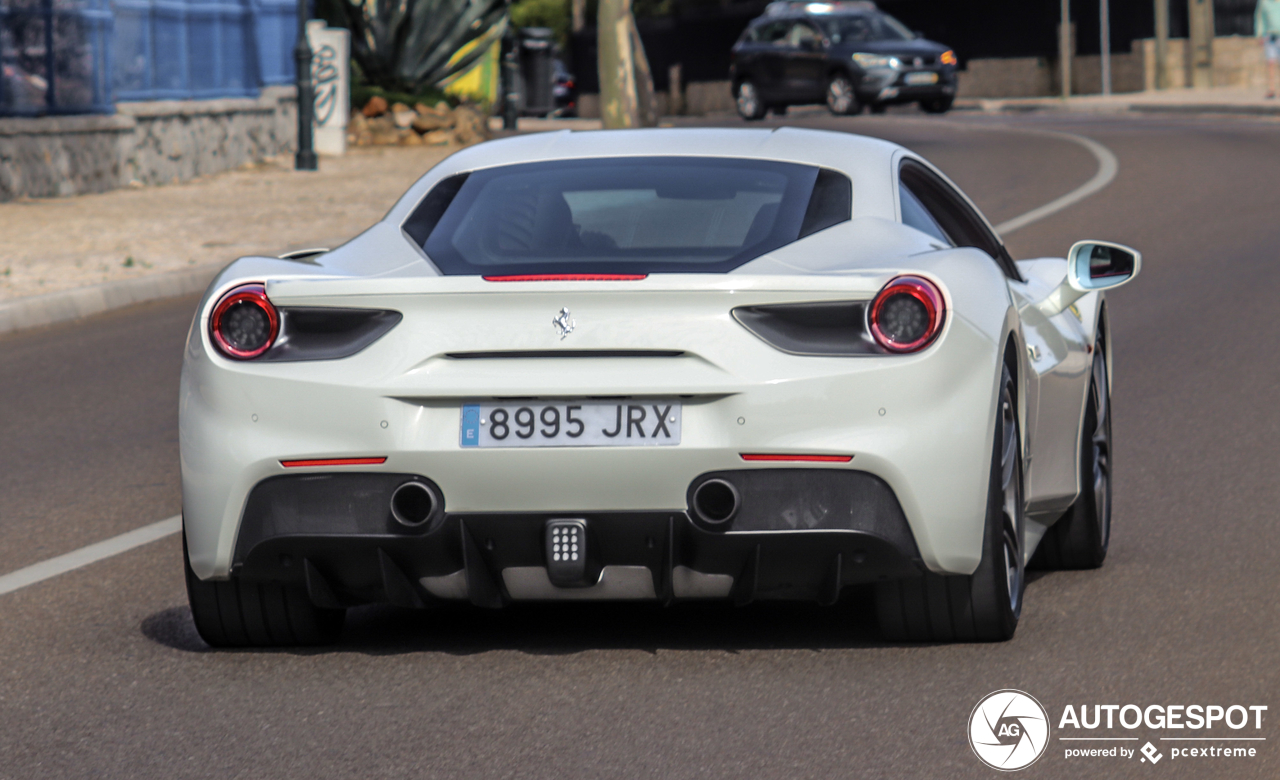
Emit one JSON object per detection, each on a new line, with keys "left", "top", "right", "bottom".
{"left": 180, "top": 127, "right": 1121, "bottom": 597}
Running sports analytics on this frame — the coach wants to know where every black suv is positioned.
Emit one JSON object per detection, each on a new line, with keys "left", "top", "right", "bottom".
{"left": 729, "top": 1, "right": 957, "bottom": 119}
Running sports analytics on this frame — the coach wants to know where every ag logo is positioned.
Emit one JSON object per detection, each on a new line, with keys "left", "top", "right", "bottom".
{"left": 968, "top": 690, "right": 1050, "bottom": 771}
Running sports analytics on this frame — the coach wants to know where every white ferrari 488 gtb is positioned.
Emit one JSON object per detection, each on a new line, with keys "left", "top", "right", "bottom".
{"left": 179, "top": 128, "right": 1139, "bottom": 646}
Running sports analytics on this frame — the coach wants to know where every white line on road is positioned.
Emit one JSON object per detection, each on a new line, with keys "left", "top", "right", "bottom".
{"left": 0, "top": 516, "right": 181, "bottom": 596}
{"left": 992, "top": 131, "right": 1119, "bottom": 236}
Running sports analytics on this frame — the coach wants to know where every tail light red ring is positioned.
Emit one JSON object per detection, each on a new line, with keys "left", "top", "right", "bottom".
{"left": 210, "top": 283, "right": 279, "bottom": 359}
{"left": 868, "top": 275, "right": 945, "bottom": 353}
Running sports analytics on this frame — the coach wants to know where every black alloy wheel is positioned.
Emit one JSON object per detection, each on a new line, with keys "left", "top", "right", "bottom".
{"left": 826, "top": 74, "right": 861, "bottom": 116}
{"left": 1032, "top": 337, "right": 1112, "bottom": 569}
{"left": 736, "top": 80, "right": 767, "bottom": 120}
{"left": 875, "top": 361, "right": 1025, "bottom": 642}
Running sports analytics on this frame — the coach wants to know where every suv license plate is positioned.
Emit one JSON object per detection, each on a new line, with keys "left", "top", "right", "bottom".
{"left": 461, "top": 402, "right": 681, "bottom": 448}
{"left": 905, "top": 72, "right": 939, "bottom": 85}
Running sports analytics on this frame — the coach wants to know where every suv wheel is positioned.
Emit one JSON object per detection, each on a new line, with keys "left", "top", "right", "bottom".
{"left": 920, "top": 96, "right": 954, "bottom": 114}
{"left": 736, "top": 80, "right": 766, "bottom": 121}
{"left": 826, "top": 75, "right": 860, "bottom": 116}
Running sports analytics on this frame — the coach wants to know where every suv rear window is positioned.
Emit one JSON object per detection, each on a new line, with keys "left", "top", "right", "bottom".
{"left": 405, "top": 157, "right": 851, "bottom": 275}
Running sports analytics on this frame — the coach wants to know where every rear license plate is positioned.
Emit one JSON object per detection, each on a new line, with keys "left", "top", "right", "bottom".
{"left": 460, "top": 402, "right": 681, "bottom": 448}
{"left": 905, "top": 71, "right": 939, "bottom": 85}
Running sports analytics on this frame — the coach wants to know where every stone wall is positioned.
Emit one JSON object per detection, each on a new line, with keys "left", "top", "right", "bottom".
{"left": 958, "top": 52, "right": 1145, "bottom": 98}
{"left": 961, "top": 36, "right": 1268, "bottom": 98}
{"left": 0, "top": 115, "right": 136, "bottom": 200}
{"left": 1138, "top": 36, "right": 1269, "bottom": 90}
{"left": 0, "top": 86, "right": 296, "bottom": 202}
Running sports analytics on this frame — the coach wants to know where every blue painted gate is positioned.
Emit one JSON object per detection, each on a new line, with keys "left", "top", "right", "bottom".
{"left": 0, "top": 0, "right": 299, "bottom": 114}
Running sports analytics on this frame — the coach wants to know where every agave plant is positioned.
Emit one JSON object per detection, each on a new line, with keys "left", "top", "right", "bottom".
{"left": 337, "top": 0, "right": 510, "bottom": 93}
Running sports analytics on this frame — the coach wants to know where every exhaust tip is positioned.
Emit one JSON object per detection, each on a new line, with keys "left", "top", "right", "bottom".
{"left": 692, "top": 479, "right": 740, "bottom": 525}
{"left": 391, "top": 481, "right": 439, "bottom": 527}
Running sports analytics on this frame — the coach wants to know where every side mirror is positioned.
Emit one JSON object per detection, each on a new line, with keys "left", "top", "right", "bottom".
{"left": 1036, "top": 241, "right": 1141, "bottom": 316}
{"left": 1068, "top": 240, "right": 1141, "bottom": 290}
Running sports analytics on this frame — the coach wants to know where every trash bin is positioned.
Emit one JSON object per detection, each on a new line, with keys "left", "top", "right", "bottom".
{"left": 518, "top": 27, "right": 554, "bottom": 116}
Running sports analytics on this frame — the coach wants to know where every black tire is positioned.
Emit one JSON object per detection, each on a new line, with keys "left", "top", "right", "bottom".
{"left": 1031, "top": 339, "right": 1111, "bottom": 569}
{"left": 184, "top": 535, "right": 344, "bottom": 648}
{"left": 919, "top": 96, "right": 954, "bottom": 114}
{"left": 826, "top": 74, "right": 861, "bottom": 116}
{"left": 875, "top": 362, "right": 1025, "bottom": 642}
{"left": 735, "top": 80, "right": 766, "bottom": 121}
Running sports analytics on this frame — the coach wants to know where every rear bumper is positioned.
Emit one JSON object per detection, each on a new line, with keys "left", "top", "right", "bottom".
{"left": 224, "top": 469, "right": 925, "bottom": 606}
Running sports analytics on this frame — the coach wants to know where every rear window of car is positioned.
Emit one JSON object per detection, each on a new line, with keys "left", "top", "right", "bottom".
{"left": 404, "top": 157, "right": 851, "bottom": 275}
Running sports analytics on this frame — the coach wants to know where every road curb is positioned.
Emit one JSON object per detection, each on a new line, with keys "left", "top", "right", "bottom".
{"left": 956, "top": 98, "right": 1280, "bottom": 117}
{"left": 0, "top": 264, "right": 221, "bottom": 336}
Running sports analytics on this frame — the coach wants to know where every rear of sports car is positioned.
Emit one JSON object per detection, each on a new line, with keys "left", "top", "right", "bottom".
{"left": 179, "top": 138, "right": 1007, "bottom": 643}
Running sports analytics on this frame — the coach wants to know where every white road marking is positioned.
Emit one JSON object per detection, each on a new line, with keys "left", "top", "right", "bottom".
{"left": 0, "top": 515, "right": 181, "bottom": 596}
{"left": 992, "top": 131, "right": 1119, "bottom": 236}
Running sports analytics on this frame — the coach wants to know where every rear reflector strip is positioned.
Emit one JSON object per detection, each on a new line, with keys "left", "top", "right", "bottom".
{"left": 739, "top": 454, "right": 854, "bottom": 463}
{"left": 281, "top": 457, "right": 388, "bottom": 468}
{"left": 482, "top": 274, "right": 648, "bottom": 282}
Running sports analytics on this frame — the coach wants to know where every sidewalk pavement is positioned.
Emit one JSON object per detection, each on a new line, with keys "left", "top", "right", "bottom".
{"left": 957, "top": 86, "right": 1280, "bottom": 116}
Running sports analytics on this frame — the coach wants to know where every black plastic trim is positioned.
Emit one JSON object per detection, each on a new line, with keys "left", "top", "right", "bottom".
{"left": 258, "top": 307, "right": 402, "bottom": 362}
{"left": 686, "top": 469, "right": 920, "bottom": 559}
{"left": 733, "top": 299, "right": 883, "bottom": 356}
{"left": 229, "top": 469, "right": 925, "bottom": 607}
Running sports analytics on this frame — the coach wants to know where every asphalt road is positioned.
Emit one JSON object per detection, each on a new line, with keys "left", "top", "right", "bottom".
{"left": 1, "top": 110, "right": 1278, "bottom": 779}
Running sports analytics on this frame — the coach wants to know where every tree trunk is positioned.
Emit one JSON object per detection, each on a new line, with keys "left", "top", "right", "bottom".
{"left": 597, "top": 0, "right": 657, "bottom": 128}
{"left": 629, "top": 15, "right": 658, "bottom": 127}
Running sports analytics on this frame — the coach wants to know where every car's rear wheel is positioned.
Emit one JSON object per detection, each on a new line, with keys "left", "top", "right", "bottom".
{"left": 919, "top": 96, "right": 954, "bottom": 114}
{"left": 736, "top": 80, "right": 766, "bottom": 120}
{"left": 826, "top": 75, "right": 861, "bottom": 116}
{"left": 1031, "top": 338, "right": 1111, "bottom": 569}
{"left": 184, "top": 535, "right": 345, "bottom": 647}
{"left": 875, "top": 363, "right": 1024, "bottom": 642}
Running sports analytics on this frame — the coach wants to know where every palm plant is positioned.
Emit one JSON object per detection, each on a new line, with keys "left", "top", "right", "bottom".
{"left": 335, "top": 0, "right": 510, "bottom": 93}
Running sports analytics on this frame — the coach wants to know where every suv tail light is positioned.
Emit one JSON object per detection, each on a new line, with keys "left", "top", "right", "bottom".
{"left": 868, "top": 276, "right": 945, "bottom": 353}
{"left": 210, "top": 283, "right": 279, "bottom": 359}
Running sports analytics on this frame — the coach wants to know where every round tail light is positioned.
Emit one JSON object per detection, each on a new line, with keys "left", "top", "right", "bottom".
{"left": 869, "top": 276, "right": 945, "bottom": 353}
{"left": 210, "top": 283, "right": 278, "bottom": 359}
